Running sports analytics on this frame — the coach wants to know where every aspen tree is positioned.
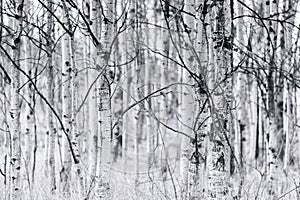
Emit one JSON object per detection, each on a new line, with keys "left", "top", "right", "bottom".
{"left": 171, "top": 0, "right": 183, "bottom": 171}
{"left": 111, "top": 0, "right": 123, "bottom": 163}
{"left": 23, "top": 0, "right": 37, "bottom": 196}
{"left": 95, "top": 0, "right": 113, "bottom": 197}
{"left": 61, "top": 1, "right": 85, "bottom": 196}
{"left": 245, "top": 0, "right": 258, "bottom": 165}
{"left": 122, "top": 0, "right": 130, "bottom": 173}
{"left": 88, "top": 0, "right": 99, "bottom": 184}
{"left": 82, "top": 0, "right": 91, "bottom": 187}
{"left": 47, "top": 0, "right": 56, "bottom": 192}
{"left": 265, "top": 0, "right": 278, "bottom": 198}
{"left": 10, "top": 0, "right": 23, "bottom": 199}
{"left": 145, "top": 0, "right": 157, "bottom": 173}
{"left": 0, "top": 16, "right": 10, "bottom": 197}
{"left": 292, "top": 0, "right": 300, "bottom": 169}
{"left": 180, "top": 0, "right": 195, "bottom": 198}
{"left": 250, "top": 0, "right": 265, "bottom": 165}
{"left": 188, "top": 0, "right": 210, "bottom": 198}
{"left": 233, "top": 0, "right": 247, "bottom": 198}
{"left": 159, "top": 0, "right": 170, "bottom": 183}
{"left": 207, "top": 0, "right": 233, "bottom": 199}
{"left": 278, "top": 0, "right": 288, "bottom": 171}
{"left": 145, "top": 48, "right": 153, "bottom": 169}
{"left": 281, "top": 0, "right": 293, "bottom": 172}
{"left": 131, "top": 0, "right": 144, "bottom": 187}
{"left": 24, "top": 0, "right": 34, "bottom": 178}
{"left": 94, "top": 1, "right": 104, "bottom": 189}
{"left": 234, "top": 0, "right": 247, "bottom": 170}
{"left": 153, "top": 0, "right": 162, "bottom": 169}
{"left": 0, "top": 69, "right": 10, "bottom": 199}
{"left": 61, "top": 4, "right": 72, "bottom": 195}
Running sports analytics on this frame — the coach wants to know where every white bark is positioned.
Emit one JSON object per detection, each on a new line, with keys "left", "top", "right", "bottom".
{"left": 160, "top": 0, "right": 169, "bottom": 183}
{"left": 111, "top": 0, "right": 123, "bottom": 163}
{"left": 88, "top": 0, "right": 99, "bottom": 185}
{"left": 95, "top": 0, "right": 113, "bottom": 198}
{"left": 233, "top": 0, "right": 246, "bottom": 197}
{"left": 24, "top": 0, "right": 33, "bottom": 176}
{"left": 10, "top": 1, "right": 23, "bottom": 199}
{"left": 180, "top": 0, "right": 195, "bottom": 198}
{"left": 293, "top": 2, "right": 300, "bottom": 167}
{"left": 265, "top": 0, "right": 278, "bottom": 198}
{"left": 122, "top": 29, "right": 130, "bottom": 175}
{"left": 131, "top": 0, "right": 146, "bottom": 187}
{"left": 121, "top": 0, "right": 131, "bottom": 174}
{"left": 61, "top": 8, "right": 72, "bottom": 196}
{"left": 234, "top": 0, "right": 247, "bottom": 169}
{"left": 47, "top": 0, "right": 56, "bottom": 192}
{"left": 188, "top": 0, "right": 210, "bottom": 198}
{"left": 281, "top": 0, "right": 293, "bottom": 173}
{"left": 83, "top": 0, "right": 91, "bottom": 188}
{"left": 207, "top": 0, "right": 232, "bottom": 199}
{"left": 61, "top": 1, "right": 85, "bottom": 197}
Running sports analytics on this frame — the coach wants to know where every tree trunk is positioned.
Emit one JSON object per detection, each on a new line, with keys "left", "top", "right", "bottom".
{"left": 47, "top": 0, "right": 56, "bottom": 193}
{"left": 111, "top": 0, "right": 123, "bottom": 164}
{"left": 159, "top": 0, "right": 170, "bottom": 185}
{"left": 10, "top": 1, "right": 23, "bottom": 199}
{"left": 61, "top": 1, "right": 85, "bottom": 197}
{"left": 96, "top": 0, "right": 113, "bottom": 197}
{"left": 88, "top": 0, "right": 99, "bottom": 187}
{"left": 188, "top": 0, "right": 210, "bottom": 198}
{"left": 265, "top": 0, "right": 278, "bottom": 198}
{"left": 207, "top": 0, "right": 232, "bottom": 199}
{"left": 233, "top": 0, "right": 246, "bottom": 197}
{"left": 61, "top": 6, "right": 72, "bottom": 196}
{"left": 83, "top": 0, "right": 91, "bottom": 188}
{"left": 180, "top": 0, "right": 195, "bottom": 198}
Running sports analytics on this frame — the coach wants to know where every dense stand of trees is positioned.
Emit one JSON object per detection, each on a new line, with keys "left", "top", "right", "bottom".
{"left": 1, "top": 0, "right": 300, "bottom": 199}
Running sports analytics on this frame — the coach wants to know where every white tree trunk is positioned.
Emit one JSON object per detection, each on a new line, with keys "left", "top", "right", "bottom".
{"left": 61, "top": 1, "right": 85, "bottom": 197}
{"left": 294, "top": 3, "right": 300, "bottom": 170}
{"left": 188, "top": 0, "right": 210, "bottom": 198}
{"left": 265, "top": 0, "right": 278, "bottom": 198}
{"left": 132, "top": 0, "right": 146, "bottom": 188}
{"left": 180, "top": 0, "right": 195, "bottom": 198}
{"left": 10, "top": 1, "right": 23, "bottom": 199}
{"left": 159, "top": 0, "right": 169, "bottom": 184}
{"left": 121, "top": 0, "right": 130, "bottom": 174}
{"left": 82, "top": 0, "right": 91, "bottom": 188}
{"left": 281, "top": 0, "right": 293, "bottom": 173}
{"left": 61, "top": 9, "right": 72, "bottom": 196}
{"left": 233, "top": 0, "right": 246, "bottom": 197}
{"left": 207, "top": 0, "right": 232, "bottom": 199}
{"left": 96, "top": 0, "right": 113, "bottom": 198}
{"left": 88, "top": 0, "right": 99, "bottom": 186}
{"left": 111, "top": 0, "right": 123, "bottom": 164}
{"left": 47, "top": 0, "right": 56, "bottom": 193}
{"left": 24, "top": 0, "right": 33, "bottom": 179}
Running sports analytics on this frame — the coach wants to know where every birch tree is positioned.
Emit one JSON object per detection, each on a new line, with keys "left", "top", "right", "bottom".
{"left": 61, "top": 1, "right": 85, "bottom": 196}
{"left": 46, "top": 0, "right": 56, "bottom": 192}
{"left": 207, "top": 0, "right": 233, "bottom": 199}
{"left": 159, "top": 0, "right": 169, "bottom": 183}
{"left": 188, "top": 0, "right": 210, "bottom": 198}
{"left": 233, "top": 0, "right": 246, "bottom": 197}
{"left": 61, "top": 5, "right": 72, "bottom": 195}
{"left": 95, "top": 0, "right": 113, "bottom": 197}
{"left": 9, "top": 0, "right": 24, "bottom": 199}
{"left": 180, "top": 0, "right": 195, "bottom": 198}
{"left": 24, "top": 0, "right": 34, "bottom": 179}
{"left": 88, "top": 0, "right": 99, "bottom": 185}
{"left": 265, "top": 0, "right": 278, "bottom": 197}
